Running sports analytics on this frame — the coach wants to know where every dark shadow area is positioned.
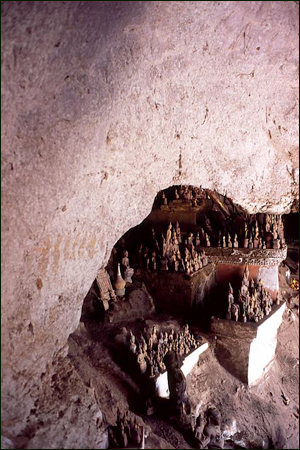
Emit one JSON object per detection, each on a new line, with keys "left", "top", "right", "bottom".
{"left": 283, "top": 212, "right": 299, "bottom": 245}
{"left": 282, "top": 213, "right": 299, "bottom": 281}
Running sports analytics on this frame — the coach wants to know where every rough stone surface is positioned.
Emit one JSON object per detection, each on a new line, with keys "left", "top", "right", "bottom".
{"left": 1, "top": 0, "right": 299, "bottom": 444}
{"left": 1, "top": 349, "right": 109, "bottom": 449}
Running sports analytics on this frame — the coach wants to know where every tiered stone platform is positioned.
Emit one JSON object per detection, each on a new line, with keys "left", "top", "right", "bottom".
{"left": 201, "top": 247, "right": 287, "bottom": 266}
{"left": 136, "top": 264, "right": 216, "bottom": 316}
{"left": 211, "top": 301, "right": 286, "bottom": 385}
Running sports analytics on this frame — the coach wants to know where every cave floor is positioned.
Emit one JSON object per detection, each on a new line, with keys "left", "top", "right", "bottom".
{"left": 67, "top": 278, "right": 299, "bottom": 449}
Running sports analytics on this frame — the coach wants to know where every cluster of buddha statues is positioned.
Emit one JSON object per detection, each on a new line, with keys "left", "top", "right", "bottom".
{"left": 264, "top": 213, "right": 285, "bottom": 247}
{"left": 137, "top": 222, "right": 209, "bottom": 274}
{"left": 108, "top": 410, "right": 149, "bottom": 449}
{"left": 215, "top": 215, "right": 285, "bottom": 249}
{"left": 134, "top": 216, "right": 285, "bottom": 278}
{"left": 158, "top": 185, "right": 286, "bottom": 250}
{"left": 161, "top": 185, "right": 207, "bottom": 207}
{"left": 242, "top": 214, "right": 284, "bottom": 249}
{"left": 226, "top": 267, "right": 280, "bottom": 323}
{"left": 120, "top": 325, "right": 201, "bottom": 377}
{"left": 116, "top": 214, "right": 285, "bottom": 286}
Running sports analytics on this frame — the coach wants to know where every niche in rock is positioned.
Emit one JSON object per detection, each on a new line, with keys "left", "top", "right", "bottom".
{"left": 80, "top": 185, "right": 289, "bottom": 328}
{"left": 69, "top": 186, "right": 298, "bottom": 449}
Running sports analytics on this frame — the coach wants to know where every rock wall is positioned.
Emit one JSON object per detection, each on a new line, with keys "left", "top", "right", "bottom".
{"left": 1, "top": 0, "right": 298, "bottom": 441}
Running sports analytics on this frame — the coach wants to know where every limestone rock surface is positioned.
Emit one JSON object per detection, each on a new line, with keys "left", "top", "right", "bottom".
{"left": 1, "top": 0, "right": 299, "bottom": 443}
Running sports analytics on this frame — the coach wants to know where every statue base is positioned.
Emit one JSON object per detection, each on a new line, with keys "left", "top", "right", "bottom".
{"left": 124, "top": 267, "right": 134, "bottom": 283}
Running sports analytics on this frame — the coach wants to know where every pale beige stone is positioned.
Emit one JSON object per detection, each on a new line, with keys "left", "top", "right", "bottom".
{"left": 1, "top": 0, "right": 298, "bottom": 443}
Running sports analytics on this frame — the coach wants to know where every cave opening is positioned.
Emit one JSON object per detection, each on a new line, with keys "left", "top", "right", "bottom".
{"left": 2, "top": 1, "right": 299, "bottom": 449}
{"left": 80, "top": 185, "right": 291, "bottom": 326}
{"left": 71, "top": 185, "right": 299, "bottom": 449}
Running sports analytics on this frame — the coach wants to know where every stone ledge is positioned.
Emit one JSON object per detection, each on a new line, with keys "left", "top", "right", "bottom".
{"left": 203, "top": 247, "right": 287, "bottom": 266}
{"left": 211, "top": 301, "right": 285, "bottom": 338}
{"left": 211, "top": 302, "right": 286, "bottom": 385}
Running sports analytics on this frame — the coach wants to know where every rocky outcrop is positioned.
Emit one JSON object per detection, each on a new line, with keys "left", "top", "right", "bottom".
{"left": 1, "top": 1, "right": 298, "bottom": 444}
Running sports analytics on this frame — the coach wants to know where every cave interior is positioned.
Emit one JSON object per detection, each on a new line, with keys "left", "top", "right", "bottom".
{"left": 1, "top": 2, "right": 299, "bottom": 449}
{"left": 76, "top": 185, "right": 299, "bottom": 449}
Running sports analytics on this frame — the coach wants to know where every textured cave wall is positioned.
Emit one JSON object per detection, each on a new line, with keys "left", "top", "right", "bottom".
{"left": 1, "top": 0, "right": 299, "bottom": 436}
